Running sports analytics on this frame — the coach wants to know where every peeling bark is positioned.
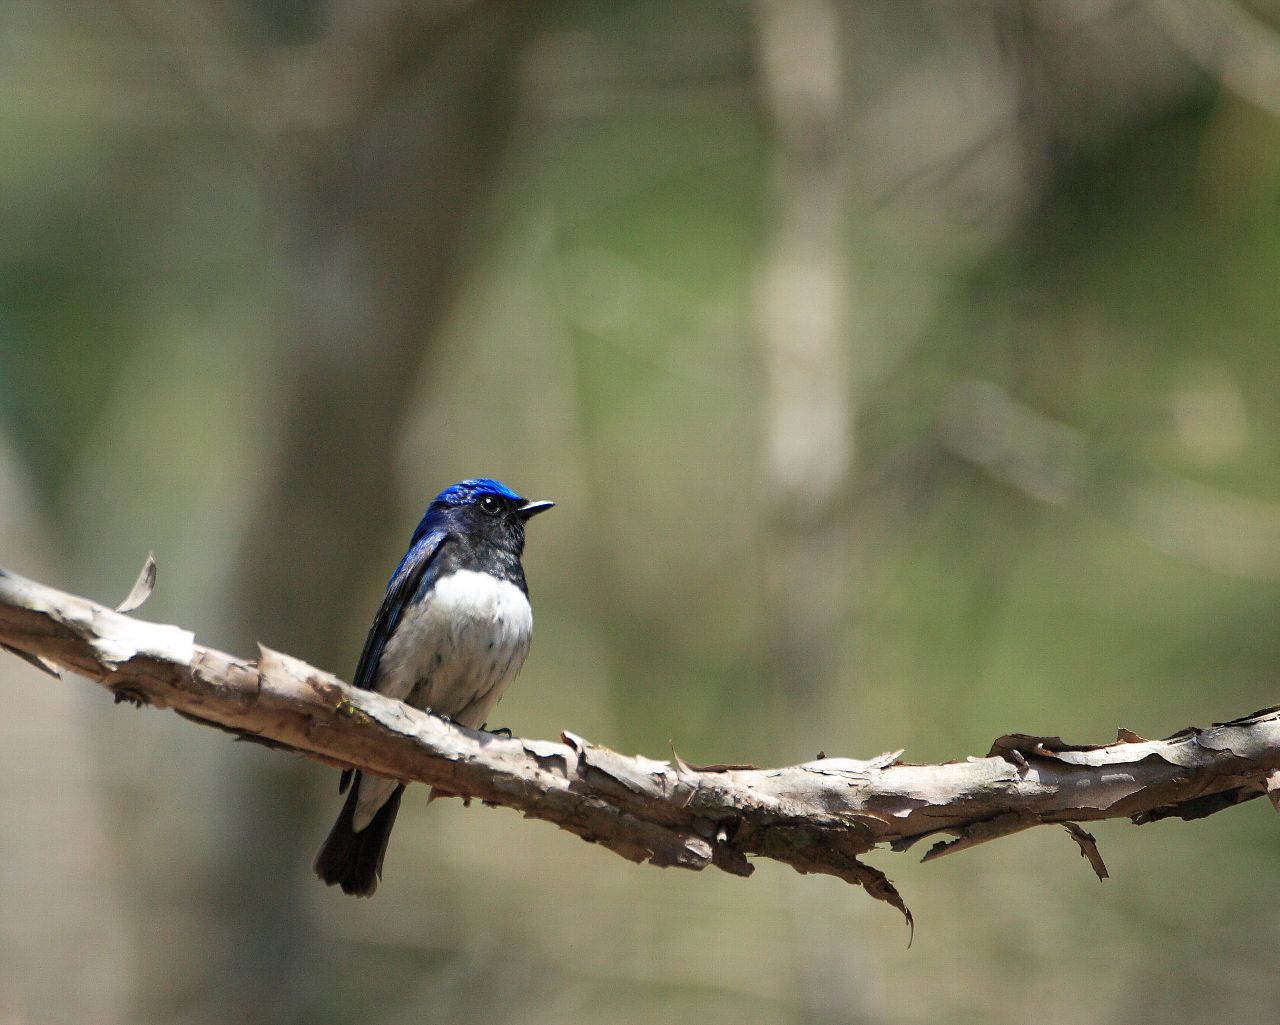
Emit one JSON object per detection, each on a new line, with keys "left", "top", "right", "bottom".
{"left": 5, "top": 564, "right": 1280, "bottom": 930}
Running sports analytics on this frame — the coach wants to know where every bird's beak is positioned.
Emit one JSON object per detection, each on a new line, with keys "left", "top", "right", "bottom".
{"left": 518, "top": 499, "right": 555, "bottom": 520}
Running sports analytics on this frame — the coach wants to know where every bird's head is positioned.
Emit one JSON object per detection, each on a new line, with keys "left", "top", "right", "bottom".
{"left": 419, "top": 478, "right": 554, "bottom": 552}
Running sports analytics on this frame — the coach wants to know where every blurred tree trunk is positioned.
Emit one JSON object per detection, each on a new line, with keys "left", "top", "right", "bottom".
{"left": 0, "top": 442, "right": 133, "bottom": 1025}
{"left": 755, "top": 0, "right": 854, "bottom": 734}
{"left": 193, "top": 3, "right": 542, "bottom": 1022}
{"left": 754, "top": 2, "right": 883, "bottom": 1022}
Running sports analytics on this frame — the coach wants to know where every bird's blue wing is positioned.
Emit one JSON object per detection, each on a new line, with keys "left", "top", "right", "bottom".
{"left": 339, "top": 528, "right": 448, "bottom": 793}
{"left": 351, "top": 528, "right": 448, "bottom": 693}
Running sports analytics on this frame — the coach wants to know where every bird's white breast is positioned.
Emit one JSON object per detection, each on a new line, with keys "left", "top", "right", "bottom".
{"left": 374, "top": 568, "right": 533, "bottom": 724}
{"left": 353, "top": 569, "right": 533, "bottom": 831}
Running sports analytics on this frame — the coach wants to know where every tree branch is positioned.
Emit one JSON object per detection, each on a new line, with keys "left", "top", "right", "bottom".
{"left": 4, "top": 563, "right": 1279, "bottom": 932}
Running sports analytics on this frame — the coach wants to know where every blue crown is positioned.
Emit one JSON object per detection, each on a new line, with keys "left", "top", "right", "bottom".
{"left": 432, "top": 478, "right": 523, "bottom": 507}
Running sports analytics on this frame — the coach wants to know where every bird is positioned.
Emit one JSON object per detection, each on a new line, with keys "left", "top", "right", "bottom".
{"left": 314, "top": 478, "right": 553, "bottom": 896}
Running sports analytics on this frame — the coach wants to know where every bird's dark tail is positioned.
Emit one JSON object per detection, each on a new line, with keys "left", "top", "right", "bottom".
{"left": 314, "top": 772, "right": 405, "bottom": 897}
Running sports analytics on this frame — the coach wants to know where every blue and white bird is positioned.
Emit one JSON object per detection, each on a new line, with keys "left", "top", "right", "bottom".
{"left": 314, "top": 478, "right": 553, "bottom": 896}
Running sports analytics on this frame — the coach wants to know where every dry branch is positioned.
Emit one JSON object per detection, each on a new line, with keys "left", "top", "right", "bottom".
{"left": 3, "top": 564, "right": 1280, "bottom": 930}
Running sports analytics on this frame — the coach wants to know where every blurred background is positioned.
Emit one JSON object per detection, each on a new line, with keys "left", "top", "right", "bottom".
{"left": 3, "top": 0, "right": 1280, "bottom": 1022}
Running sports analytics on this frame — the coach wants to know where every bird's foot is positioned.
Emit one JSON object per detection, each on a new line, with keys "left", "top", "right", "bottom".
{"left": 112, "top": 685, "right": 150, "bottom": 708}
{"left": 482, "top": 724, "right": 513, "bottom": 738}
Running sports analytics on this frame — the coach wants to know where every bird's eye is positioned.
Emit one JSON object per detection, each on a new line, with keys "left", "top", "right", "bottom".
{"left": 479, "top": 495, "right": 502, "bottom": 516}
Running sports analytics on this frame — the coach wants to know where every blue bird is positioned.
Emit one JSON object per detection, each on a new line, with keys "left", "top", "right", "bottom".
{"left": 314, "top": 478, "right": 553, "bottom": 896}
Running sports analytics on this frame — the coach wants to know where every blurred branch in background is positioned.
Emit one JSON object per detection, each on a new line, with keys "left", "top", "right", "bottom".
{"left": 1154, "top": 0, "right": 1280, "bottom": 120}
{"left": 941, "top": 379, "right": 1280, "bottom": 580}
{"left": 9, "top": 565, "right": 1280, "bottom": 944}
